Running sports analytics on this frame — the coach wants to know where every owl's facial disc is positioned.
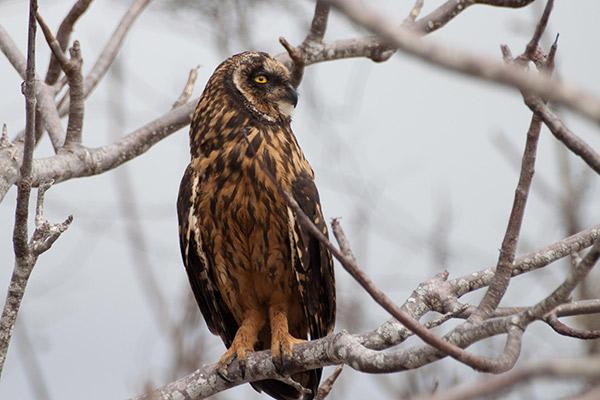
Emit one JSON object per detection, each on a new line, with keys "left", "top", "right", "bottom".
{"left": 232, "top": 54, "right": 298, "bottom": 122}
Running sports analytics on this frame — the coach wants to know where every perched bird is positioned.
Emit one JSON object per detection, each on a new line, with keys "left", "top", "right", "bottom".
{"left": 177, "top": 51, "right": 336, "bottom": 400}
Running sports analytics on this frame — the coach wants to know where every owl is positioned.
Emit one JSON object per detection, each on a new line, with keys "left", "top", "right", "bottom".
{"left": 177, "top": 51, "right": 336, "bottom": 400}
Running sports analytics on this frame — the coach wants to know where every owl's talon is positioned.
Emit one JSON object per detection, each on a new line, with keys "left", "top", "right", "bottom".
{"left": 271, "top": 334, "right": 304, "bottom": 374}
{"left": 217, "top": 342, "right": 250, "bottom": 380}
{"left": 216, "top": 366, "right": 234, "bottom": 383}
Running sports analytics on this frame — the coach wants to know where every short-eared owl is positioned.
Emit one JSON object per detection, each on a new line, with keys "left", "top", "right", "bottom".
{"left": 177, "top": 51, "right": 335, "bottom": 400}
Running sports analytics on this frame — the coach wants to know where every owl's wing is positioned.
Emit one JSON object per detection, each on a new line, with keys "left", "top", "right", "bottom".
{"left": 289, "top": 171, "right": 336, "bottom": 340}
{"left": 177, "top": 165, "right": 238, "bottom": 346}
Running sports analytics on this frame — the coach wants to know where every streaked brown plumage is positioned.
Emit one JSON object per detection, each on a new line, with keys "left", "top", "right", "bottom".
{"left": 177, "top": 51, "right": 335, "bottom": 400}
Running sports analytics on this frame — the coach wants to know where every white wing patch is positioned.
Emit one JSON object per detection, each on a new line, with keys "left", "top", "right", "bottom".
{"left": 186, "top": 174, "right": 210, "bottom": 270}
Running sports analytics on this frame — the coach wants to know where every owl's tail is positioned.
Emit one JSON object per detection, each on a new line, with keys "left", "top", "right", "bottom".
{"left": 251, "top": 368, "right": 322, "bottom": 400}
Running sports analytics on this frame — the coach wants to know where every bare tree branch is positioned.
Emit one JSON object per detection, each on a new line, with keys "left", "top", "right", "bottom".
{"left": 243, "top": 130, "right": 525, "bottom": 373}
{"left": 0, "top": 0, "right": 152, "bottom": 201}
{"left": 526, "top": 98, "right": 600, "bottom": 174}
{"left": 475, "top": 110, "right": 542, "bottom": 317}
{"left": 0, "top": 2, "right": 72, "bottom": 378}
{"left": 545, "top": 314, "right": 600, "bottom": 340}
{"left": 36, "top": 11, "right": 85, "bottom": 148}
{"left": 361, "top": 224, "right": 600, "bottom": 350}
{"left": 415, "top": 0, "right": 535, "bottom": 34}
{"left": 56, "top": 0, "right": 151, "bottom": 115}
{"left": 44, "top": 0, "right": 93, "bottom": 86}
{"left": 315, "top": 366, "right": 343, "bottom": 400}
{"left": 325, "top": 0, "right": 600, "bottom": 127}
{"left": 405, "top": 0, "right": 425, "bottom": 23}
{"left": 0, "top": 24, "right": 65, "bottom": 152}
{"left": 172, "top": 66, "right": 200, "bottom": 109}
{"left": 0, "top": 0, "right": 39, "bottom": 377}
{"left": 279, "top": 37, "right": 305, "bottom": 88}
{"left": 525, "top": 239, "right": 600, "bottom": 320}
{"left": 30, "top": 100, "right": 195, "bottom": 186}
{"left": 304, "top": 0, "right": 330, "bottom": 44}
{"left": 134, "top": 225, "right": 600, "bottom": 399}
{"left": 411, "top": 357, "right": 600, "bottom": 400}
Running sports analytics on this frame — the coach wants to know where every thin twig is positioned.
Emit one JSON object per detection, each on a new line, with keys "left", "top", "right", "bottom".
{"left": 56, "top": 0, "right": 150, "bottom": 115}
{"left": 523, "top": 0, "right": 554, "bottom": 60}
{"left": 413, "top": 0, "right": 535, "bottom": 34}
{"left": 526, "top": 98, "right": 600, "bottom": 175}
{"left": 44, "top": 0, "right": 93, "bottom": 85}
{"left": 405, "top": 0, "right": 425, "bottom": 22}
{"left": 36, "top": 11, "right": 85, "bottom": 147}
{"left": 36, "top": 0, "right": 92, "bottom": 148}
{"left": 172, "top": 66, "right": 200, "bottom": 109}
{"left": 315, "top": 366, "right": 343, "bottom": 400}
{"left": 475, "top": 113, "right": 542, "bottom": 316}
{"left": 545, "top": 314, "right": 600, "bottom": 340}
{"left": 304, "top": 1, "right": 330, "bottom": 44}
{"left": 524, "top": 239, "right": 600, "bottom": 320}
{"left": 279, "top": 37, "right": 304, "bottom": 88}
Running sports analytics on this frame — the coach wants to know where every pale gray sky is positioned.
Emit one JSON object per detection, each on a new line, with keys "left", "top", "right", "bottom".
{"left": 1, "top": 1, "right": 599, "bottom": 399}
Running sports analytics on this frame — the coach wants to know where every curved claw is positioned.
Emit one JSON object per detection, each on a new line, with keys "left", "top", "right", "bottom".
{"left": 217, "top": 343, "right": 249, "bottom": 381}
{"left": 271, "top": 334, "right": 305, "bottom": 374}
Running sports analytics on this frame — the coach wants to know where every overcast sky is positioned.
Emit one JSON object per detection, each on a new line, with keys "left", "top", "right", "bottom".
{"left": 1, "top": 1, "right": 599, "bottom": 399}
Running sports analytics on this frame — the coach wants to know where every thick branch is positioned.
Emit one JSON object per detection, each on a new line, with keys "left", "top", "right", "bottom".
{"left": 0, "top": 0, "right": 38, "bottom": 378}
{"left": 31, "top": 100, "right": 195, "bottom": 185}
{"left": 136, "top": 223, "right": 600, "bottom": 399}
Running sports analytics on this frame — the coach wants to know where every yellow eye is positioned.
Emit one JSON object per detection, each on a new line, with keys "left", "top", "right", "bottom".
{"left": 254, "top": 75, "right": 268, "bottom": 84}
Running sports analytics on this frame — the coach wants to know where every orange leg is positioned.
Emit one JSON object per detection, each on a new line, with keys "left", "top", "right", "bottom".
{"left": 269, "top": 303, "right": 305, "bottom": 371}
{"left": 218, "top": 309, "right": 265, "bottom": 369}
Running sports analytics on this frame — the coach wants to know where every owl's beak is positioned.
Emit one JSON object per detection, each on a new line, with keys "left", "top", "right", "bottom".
{"left": 284, "top": 84, "right": 298, "bottom": 108}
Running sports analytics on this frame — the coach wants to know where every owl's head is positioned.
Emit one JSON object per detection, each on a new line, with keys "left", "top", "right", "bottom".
{"left": 219, "top": 51, "right": 298, "bottom": 123}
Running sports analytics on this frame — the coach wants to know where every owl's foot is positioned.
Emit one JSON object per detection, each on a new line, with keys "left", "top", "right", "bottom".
{"left": 217, "top": 310, "right": 265, "bottom": 381}
{"left": 217, "top": 340, "right": 253, "bottom": 380}
{"left": 271, "top": 332, "right": 305, "bottom": 374}
{"left": 269, "top": 302, "right": 305, "bottom": 373}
